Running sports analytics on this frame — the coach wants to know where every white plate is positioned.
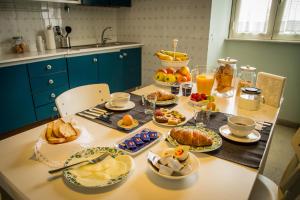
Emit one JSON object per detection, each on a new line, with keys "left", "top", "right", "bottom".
{"left": 160, "top": 59, "right": 190, "bottom": 68}
{"left": 219, "top": 125, "right": 261, "bottom": 143}
{"left": 147, "top": 150, "right": 199, "bottom": 180}
{"left": 152, "top": 116, "right": 188, "bottom": 127}
{"left": 166, "top": 126, "right": 222, "bottom": 152}
{"left": 34, "top": 124, "right": 93, "bottom": 168}
{"left": 63, "top": 147, "right": 135, "bottom": 188}
{"left": 188, "top": 99, "right": 209, "bottom": 107}
{"left": 105, "top": 101, "right": 135, "bottom": 111}
{"left": 146, "top": 95, "right": 179, "bottom": 106}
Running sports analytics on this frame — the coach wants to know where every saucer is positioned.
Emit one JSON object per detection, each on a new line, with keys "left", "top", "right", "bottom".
{"left": 105, "top": 101, "right": 135, "bottom": 111}
{"left": 219, "top": 125, "right": 261, "bottom": 143}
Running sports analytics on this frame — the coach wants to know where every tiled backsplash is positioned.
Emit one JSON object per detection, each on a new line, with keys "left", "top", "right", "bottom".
{"left": 117, "top": 0, "right": 211, "bottom": 85}
{"left": 0, "top": 1, "right": 118, "bottom": 54}
{"left": 0, "top": 0, "right": 212, "bottom": 85}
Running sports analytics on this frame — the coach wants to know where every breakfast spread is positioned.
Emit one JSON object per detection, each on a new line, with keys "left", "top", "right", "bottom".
{"left": 170, "top": 127, "right": 213, "bottom": 147}
{"left": 69, "top": 154, "right": 134, "bottom": 187}
{"left": 45, "top": 119, "right": 80, "bottom": 144}
{"left": 117, "top": 114, "right": 138, "bottom": 130}
{"left": 154, "top": 108, "right": 186, "bottom": 125}
{"left": 117, "top": 129, "right": 161, "bottom": 155}
{"left": 154, "top": 66, "right": 191, "bottom": 84}
{"left": 147, "top": 90, "right": 175, "bottom": 102}
{"left": 147, "top": 146, "right": 194, "bottom": 177}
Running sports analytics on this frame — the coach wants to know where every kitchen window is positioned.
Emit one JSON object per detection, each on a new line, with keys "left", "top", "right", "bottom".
{"left": 229, "top": 0, "right": 300, "bottom": 41}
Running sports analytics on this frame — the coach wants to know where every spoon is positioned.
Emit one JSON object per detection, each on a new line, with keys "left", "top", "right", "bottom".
{"left": 65, "top": 26, "right": 72, "bottom": 37}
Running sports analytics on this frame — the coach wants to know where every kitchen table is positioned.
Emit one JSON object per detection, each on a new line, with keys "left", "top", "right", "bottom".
{"left": 0, "top": 84, "right": 280, "bottom": 200}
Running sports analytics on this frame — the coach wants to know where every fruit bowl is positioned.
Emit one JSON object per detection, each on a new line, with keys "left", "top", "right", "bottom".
{"left": 160, "top": 59, "right": 190, "bottom": 68}
{"left": 189, "top": 93, "right": 215, "bottom": 107}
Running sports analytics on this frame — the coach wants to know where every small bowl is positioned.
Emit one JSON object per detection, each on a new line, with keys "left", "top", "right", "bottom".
{"left": 227, "top": 116, "right": 255, "bottom": 137}
{"left": 110, "top": 92, "right": 130, "bottom": 107}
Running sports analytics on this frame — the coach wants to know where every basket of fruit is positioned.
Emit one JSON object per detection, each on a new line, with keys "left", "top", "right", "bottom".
{"left": 155, "top": 50, "right": 189, "bottom": 68}
{"left": 154, "top": 66, "right": 191, "bottom": 86}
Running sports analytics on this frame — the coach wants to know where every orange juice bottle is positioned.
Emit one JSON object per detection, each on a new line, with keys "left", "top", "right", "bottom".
{"left": 196, "top": 74, "right": 215, "bottom": 95}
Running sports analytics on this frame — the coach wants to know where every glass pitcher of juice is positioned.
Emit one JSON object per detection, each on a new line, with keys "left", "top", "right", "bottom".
{"left": 191, "top": 67, "right": 215, "bottom": 95}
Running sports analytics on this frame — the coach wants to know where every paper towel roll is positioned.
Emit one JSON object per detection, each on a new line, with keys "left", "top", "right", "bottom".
{"left": 45, "top": 28, "right": 56, "bottom": 50}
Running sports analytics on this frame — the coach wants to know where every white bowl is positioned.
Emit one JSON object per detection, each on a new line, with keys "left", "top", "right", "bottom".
{"left": 160, "top": 59, "right": 190, "bottom": 68}
{"left": 110, "top": 92, "right": 130, "bottom": 107}
{"left": 227, "top": 116, "right": 255, "bottom": 137}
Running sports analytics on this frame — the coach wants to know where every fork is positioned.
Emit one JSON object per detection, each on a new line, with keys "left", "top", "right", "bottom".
{"left": 48, "top": 152, "right": 110, "bottom": 174}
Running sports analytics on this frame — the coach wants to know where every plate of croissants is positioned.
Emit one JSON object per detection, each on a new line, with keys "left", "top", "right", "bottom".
{"left": 166, "top": 126, "right": 222, "bottom": 152}
{"left": 146, "top": 90, "right": 178, "bottom": 106}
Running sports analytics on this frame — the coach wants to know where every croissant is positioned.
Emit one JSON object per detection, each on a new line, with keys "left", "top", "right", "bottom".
{"left": 170, "top": 128, "right": 213, "bottom": 147}
{"left": 147, "top": 91, "right": 175, "bottom": 101}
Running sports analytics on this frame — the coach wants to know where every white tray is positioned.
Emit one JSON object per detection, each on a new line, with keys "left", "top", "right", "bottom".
{"left": 115, "top": 128, "right": 163, "bottom": 156}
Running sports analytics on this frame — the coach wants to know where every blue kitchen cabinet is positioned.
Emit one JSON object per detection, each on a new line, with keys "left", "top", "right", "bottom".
{"left": 0, "top": 65, "right": 36, "bottom": 134}
{"left": 111, "top": 0, "right": 131, "bottom": 7}
{"left": 98, "top": 51, "right": 123, "bottom": 92}
{"left": 122, "top": 48, "right": 142, "bottom": 90}
{"left": 67, "top": 55, "right": 99, "bottom": 88}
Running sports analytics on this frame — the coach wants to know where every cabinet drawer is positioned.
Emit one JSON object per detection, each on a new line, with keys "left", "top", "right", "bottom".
{"left": 30, "top": 72, "right": 68, "bottom": 93}
{"left": 28, "top": 58, "right": 67, "bottom": 78}
{"left": 35, "top": 103, "right": 59, "bottom": 121}
{"left": 33, "top": 85, "right": 69, "bottom": 107}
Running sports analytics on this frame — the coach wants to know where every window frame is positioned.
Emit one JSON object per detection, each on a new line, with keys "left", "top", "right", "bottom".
{"left": 229, "top": 0, "right": 300, "bottom": 41}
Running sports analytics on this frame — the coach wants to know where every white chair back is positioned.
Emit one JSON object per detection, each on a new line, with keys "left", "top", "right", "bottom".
{"left": 256, "top": 72, "right": 286, "bottom": 108}
{"left": 55, "top": 84, "right": 110, "bottom": 117}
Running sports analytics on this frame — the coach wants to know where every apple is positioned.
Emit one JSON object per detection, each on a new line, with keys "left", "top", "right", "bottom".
{"left": 186, "top": 73, "right": 191, "bottom": 81}
{"left": 156, "top": 68, "right": 167, "bottom": 74}
{"left": 175, "top": 73, "right": 183, "bottom": 83}
{"left": 155, "top": 72, "right": 166, "bottom": 81}
{"left": 165, "top": 74, "right": 176, "bottom": 83}
{"left": 166, "top": 67, "right": 176, "bottom": 74}
{"left": 179, "top": 66, "right": 190, "bottom": 76}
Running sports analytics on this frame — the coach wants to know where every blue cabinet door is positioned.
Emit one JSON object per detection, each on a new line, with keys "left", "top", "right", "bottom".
{"left": 98, "top": 52, "right": 123, "bottom": 92}
{"left": 81, "top": 0, "right": 110, "bottom": 6}
{"left": 67, "top": 55, "right": 99, "bottom": 88}
{"left": 122, "top": 48, "right": 142, "bottom": 90}
{"left": 111, "top": 0, "right": 131, "bottom": 6}
{"left": 0, "top": 65, "right": 36, "bottom": 134}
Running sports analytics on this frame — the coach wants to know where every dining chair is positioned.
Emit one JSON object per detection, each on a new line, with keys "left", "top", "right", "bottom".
{"left": 55, "top": 83, "right": 110, "bottom": 117}
{"left": 249, "top": 128, "right": 300, "bottom": 200}
{"left": 256, "top": 72, "right": 286, "bottom": 108}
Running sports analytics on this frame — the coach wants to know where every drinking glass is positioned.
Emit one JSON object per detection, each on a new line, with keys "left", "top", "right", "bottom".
{"left": 191, "top": 66, "right": 215, "bottom": 95}
{"left": 144, "top": 94, "right": 157, "bottom": 115}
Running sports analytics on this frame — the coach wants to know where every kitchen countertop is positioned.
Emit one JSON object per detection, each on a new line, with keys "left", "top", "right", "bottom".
{"left": 0, "top": 43, "right": 143, "bottom": 67}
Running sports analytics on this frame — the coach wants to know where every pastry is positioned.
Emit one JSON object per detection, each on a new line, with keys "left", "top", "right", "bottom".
{"left": 154, "top": 115, "right": 168, "bottom": 123}
{"left": 45, "top": 119, "right": 80, "bottom": 144}
{"left": 170, "top": 127, "right": 213, "bottom": 147}
{"left": 147, "top": 90, "right": 175, "bottom": 101}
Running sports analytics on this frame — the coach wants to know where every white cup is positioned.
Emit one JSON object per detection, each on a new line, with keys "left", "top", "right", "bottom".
{"left": 109, "top": 92, "right": 130, "bottom": 107}
{"left": 227, "top": 116, "right": 255, "bottom": 137}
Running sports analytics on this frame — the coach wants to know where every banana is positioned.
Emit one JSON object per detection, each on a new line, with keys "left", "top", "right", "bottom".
{"left": 160, "top": 50, "right": 188, "bottom": 58}
{"left": 155, "top": 52, "right": 174, "bottom": 61}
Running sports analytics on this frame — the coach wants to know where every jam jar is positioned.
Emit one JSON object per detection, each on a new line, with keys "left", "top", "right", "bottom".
{"left": 214, "top": 57, "right": 237, "bottom": 97}
{"left": 236, "top": 65, "right": 256, "bottom": 96}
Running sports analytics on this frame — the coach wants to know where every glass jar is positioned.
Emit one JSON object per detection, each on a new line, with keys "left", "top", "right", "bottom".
{"left": 214, "top": 57, "right": 237, "bottom": 97}
{"left": 236, "top": 65, "right": 257, "bottom": 96}
{"left": 238, "top": 87, "right": 262, "bottom": 111}
{"left": 12, "top": 36, "right": 26, "bottom": 53}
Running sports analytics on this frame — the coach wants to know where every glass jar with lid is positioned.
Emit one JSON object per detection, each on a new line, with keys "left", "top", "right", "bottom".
{"left": 238, "top": 87, "right": 262, "bottom": 111}
{"left": 236, "top": 65, "right": 257, "bottom": 96}
{"left": 214, "top": 57, "right": 237, "bottom": 97}
{"left": 11, "top": 36, "right": 26, "bottom": 53}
